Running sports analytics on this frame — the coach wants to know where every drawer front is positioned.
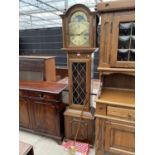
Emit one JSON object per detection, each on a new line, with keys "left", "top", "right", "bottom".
{"left": 19, "top": 90, "right": 60, "bottom": 101}
{"left": 19, "top": 90, "right": 33, "bottom": 98}
{"left": 19, "top": 90, "right": 43, "bottom": 98}
{"left": 96, "top": 103, "right": 106, "bottom": 115}
{"left": 27, "top": 91, "right": 45, "bottom": 99}
{"left": 19, "top": 90, "right": 25, "bottom": 97}
{"left": 107, "top": 106, "right": 135, "bottom": 120}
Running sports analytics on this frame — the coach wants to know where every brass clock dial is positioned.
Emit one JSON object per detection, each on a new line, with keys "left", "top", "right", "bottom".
{"left": 69, "top": 11, "right": 90, "bottom": 46}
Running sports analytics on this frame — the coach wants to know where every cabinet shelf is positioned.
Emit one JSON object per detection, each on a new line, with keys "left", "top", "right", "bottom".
{"left": 96, "top": 88, "right": 135, "bottom": 107}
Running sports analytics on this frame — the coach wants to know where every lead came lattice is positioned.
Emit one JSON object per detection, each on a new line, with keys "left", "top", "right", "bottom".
{"left": 72, "top": 62, "right": 86, "bottom": 105}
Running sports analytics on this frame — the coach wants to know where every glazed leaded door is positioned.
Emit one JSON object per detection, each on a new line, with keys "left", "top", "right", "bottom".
{"left": 111, "top": 13, "right": 135, "bottom": 68}
{"left": 69, "top": 58, "right": 91, "bottom": 111}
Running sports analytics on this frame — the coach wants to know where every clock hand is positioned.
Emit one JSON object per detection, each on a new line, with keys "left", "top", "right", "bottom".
{"left": 80, "top": 29, "right": 89, "bottom": 35}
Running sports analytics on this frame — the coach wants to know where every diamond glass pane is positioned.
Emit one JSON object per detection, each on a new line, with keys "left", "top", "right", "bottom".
{"left": 72, "top": 62, "right": 86, "bottom": 105}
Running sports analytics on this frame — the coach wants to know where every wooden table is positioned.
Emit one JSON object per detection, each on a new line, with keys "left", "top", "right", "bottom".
{"left": 19, "top": 141, "right": 34, "bottom": 155}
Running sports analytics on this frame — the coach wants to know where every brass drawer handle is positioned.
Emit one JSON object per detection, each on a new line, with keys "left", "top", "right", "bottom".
{"left": 38, "top": 93, "right": 44, "bottom": 98}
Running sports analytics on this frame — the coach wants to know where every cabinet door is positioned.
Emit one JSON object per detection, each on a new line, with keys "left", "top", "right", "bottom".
{"left": 111, "top": 13, "right": 135, "bottom": 68}
{"left": 64, "top": 115, "right": 94, "bottom": 145}
{"left": 69, "top": 117, "right": 89, "bottom": 141}
{"left": 69, "top": 58, "right": 91, "bottom": 111}
{"left": 105, "top": 121, "right": 135, "bottom": 155}
{"left": 32, "top": 101, "right": 60, "bottom": 136}
{"left": 19, "top": 98, "right": 30, "bottom": 128}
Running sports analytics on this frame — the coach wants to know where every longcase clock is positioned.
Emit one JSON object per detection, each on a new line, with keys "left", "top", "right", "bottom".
{"left": 60, "top": 4, "right": 97, "bottom": 145}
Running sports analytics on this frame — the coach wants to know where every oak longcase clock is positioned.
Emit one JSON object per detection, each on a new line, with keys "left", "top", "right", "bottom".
{"left": 60, "top": 4, "right": 97, "bottom": 145}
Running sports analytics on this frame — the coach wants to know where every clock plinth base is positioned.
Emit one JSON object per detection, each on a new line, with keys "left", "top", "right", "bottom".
{"left": 64, "top": 108, "right": 95, "bottom": 145}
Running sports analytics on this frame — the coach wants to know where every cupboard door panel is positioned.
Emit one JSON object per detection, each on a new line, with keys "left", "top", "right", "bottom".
{"left": 19, "top": 98, "right": 30, "bottom": 128}
{"left": 105, "top": 121, "right": 135, "bottom": 154}
{"left": 64, "top": 115, "right": 94, "bottom": 145}
{"left": 32, "top": 101, "right": 59, "bottom": 136}
{"left": 99, "top": 14, "right": 113, "bottom": 68}
{"left": 70, "top": 118, "right": 89, "bottom": 141}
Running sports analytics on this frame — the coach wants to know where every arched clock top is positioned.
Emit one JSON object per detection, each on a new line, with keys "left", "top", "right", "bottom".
{"left": 62, "top": 4, "right": 93, "bottom": 16}
{"left": 60, "top": 3, "right": 97, "bottom": 49}
{"left": 60, "top": 4, "right": 96, "bottom": 21}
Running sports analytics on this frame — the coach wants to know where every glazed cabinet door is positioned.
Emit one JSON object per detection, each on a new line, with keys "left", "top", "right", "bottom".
{"left": 111, "top": 13, "right": 135, "bottom": 68}
{"left": 68, "top": 58, "right": 91, "bottom": 111}
{"left": 105, "top": 121, "right": 135, "bottom": 155}
{"left": 19, "top": 97, "right": 30, "bottom": 128}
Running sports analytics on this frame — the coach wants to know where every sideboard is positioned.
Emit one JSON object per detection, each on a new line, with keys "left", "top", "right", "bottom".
{"left": 19, "top": 80, "right": 67, "bottom": 144}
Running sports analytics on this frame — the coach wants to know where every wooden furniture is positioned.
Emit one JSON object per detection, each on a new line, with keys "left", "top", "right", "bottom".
{"left": 19, "top": 141, "right": 34, "bottom": 155}
{"left": 19, "top": 56, "right": 56, "bottom": 82}
{"left": 98, "top": 0, "right": 135, "bottom": 69}
{"left": 95, "top": 89, "right": 135, "bottom": 155}
{"left": 58, "top": 77, "right": 101, "bottom": 107}
{"left": 19, "top": 80, "right": 67, "bottom": 144}
{"left": 96, "top": 0, "right": 135, "bottom": 155}
{"left": 56, "top": 66, "right": 68, "bottom": 80}
{"left": 57, "top": 77, "right": 100, "bottom": 145}
{"left": 60, "top": 4, "right": 97, "bottom": 145}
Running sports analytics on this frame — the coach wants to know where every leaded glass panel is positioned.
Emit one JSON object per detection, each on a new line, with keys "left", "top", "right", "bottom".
{"left": 72, "top": 62, "right": 86, "bottom": 105}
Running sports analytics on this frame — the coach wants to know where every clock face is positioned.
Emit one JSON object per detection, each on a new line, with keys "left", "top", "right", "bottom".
{"left": 69, "top": 11, "right": 90, "bottom": 46}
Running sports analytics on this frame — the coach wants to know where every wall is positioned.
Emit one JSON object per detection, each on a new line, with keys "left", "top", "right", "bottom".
{"left": 19, "top": 27, "right": 99, "bottom": 78}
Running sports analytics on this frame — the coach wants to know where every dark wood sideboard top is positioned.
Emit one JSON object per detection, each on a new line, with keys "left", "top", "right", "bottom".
{"left": 19, "top": 55, "right": 56, "bottom": 59}
{"left": 20, "top": 80, "right": 67, "bottom": 94}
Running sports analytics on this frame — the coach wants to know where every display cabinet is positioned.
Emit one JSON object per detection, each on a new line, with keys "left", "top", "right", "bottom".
{"left": 98, "top": 0, "right": 135, "bottom": 69}
{"left": 111, "top": 13, "right": 135, "bottom": 68}
{"left": 96, "top": 0, "right": 135, "bottom": 155}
